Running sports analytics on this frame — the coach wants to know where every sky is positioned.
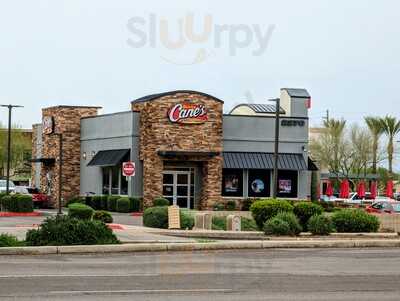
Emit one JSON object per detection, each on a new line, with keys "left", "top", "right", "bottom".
{"left": 0, "top": 0, "right": 399, "bottom": 130}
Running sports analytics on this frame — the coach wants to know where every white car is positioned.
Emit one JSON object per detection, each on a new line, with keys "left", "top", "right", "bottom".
{"left": 328, "top": 192, "right": 392, "bottom": 204}
{"left": 0, "top": 180, "right": 16, "bottom": 193}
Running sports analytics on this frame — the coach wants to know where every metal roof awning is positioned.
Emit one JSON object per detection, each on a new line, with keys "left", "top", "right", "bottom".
{"left": 30, "top": 158, "right": 56, "bottom": 165}
{"left": 87, "top": 149, "right": 130, "bottom": 167}
{"left": 223, "top": 152, "right": 308, "bottom": 170}
{"left": 158, "top": 150, "right": 220, "bottom": 158}
{"left": 308, "top": 157, "right": 319, "bottom": 171}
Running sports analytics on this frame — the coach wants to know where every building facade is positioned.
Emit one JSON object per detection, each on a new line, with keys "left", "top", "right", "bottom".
{"left": 32, "top": 88, "right": 314, "bottom": 209}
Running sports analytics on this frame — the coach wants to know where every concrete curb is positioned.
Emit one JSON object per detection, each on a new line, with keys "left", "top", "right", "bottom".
{"left": 1, "top": 239, "right": 400, "bottom": 255}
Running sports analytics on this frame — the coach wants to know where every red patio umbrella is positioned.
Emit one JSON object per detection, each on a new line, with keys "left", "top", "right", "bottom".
{"left": 386, "top": 180, "right": 394, "bottom": 198}
{"left": 326, "top": 181, "right": 334, "bottom": 197}
{"left": 357, "top": 181, "right": 366, "bottom": 199}
{"left": 370, "top": 181, "right": 377, "bottom": 199}
{"left": 339, "top": 179, "right": 350, "bottom": 199}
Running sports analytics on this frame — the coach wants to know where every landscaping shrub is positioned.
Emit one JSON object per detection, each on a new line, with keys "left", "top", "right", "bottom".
{"left": 107, "top": 196, "right": 120, "bottom": 212}
{"left": 241, "top": 217, "right": 258, "bottom": 231}
{"left": 212, "top": 216, "right": 227, "bottom": 230}
{"left": 100, "top": 195, "right": 108, "bottom": 210}
{"left": 274, "top": 212, "right": 302, "bottom": 235}
{"left": 25, "top": 215, "right": 119, "bottom": 246}
{"left": 93, "top": 210, "right": 113, "bottom": 224}
{"left": 66, "top": 196, "right": 85, "bottom": 207}
{"left": 180, "top": 209, "right": 195, "bottom": 230}
{"left": 15, "top": 195, "right": 34, "bottom": 213}
{"left": 250, "top": 199, "right": 294, "bottom": 230}
{"left": 143, "top": 206, "right": 169, "bottom": 229}
{"left": 91, "top": 196, "right": 103, "bottom": 210}
{"left": 318, "top": 201, "right": 336, "bottom": 213}
{"left": 293, "top": 201, "right": 324, "bottom": 230}
{"left": 241, "top": 198, "right": 256, "bottom": 211}
{"left": 129, "top": 197, "right": 141, "bottom": 212}
{"left": 0, "top": 195, "right": 16, "bottom": 212}
{"left": 68, "top": 203, "right": 94, "bottom": 220}
{"left": 116, "top": 198, "right": 130, "bottom": 213}
{"left": 226, "top": 200, "right": 237, "bottom": 211}
{"left": 307, "top": 215, "right": 335, "bottom": 236}
{"left": 213, "top": 203, "right": 225, "bottom": 211}
{"left": 153, "top": 197, "right": 170, "bottom": 207}
{"left": 0, "top": 234, "right": 24, "bottom": 247}
{"left": 264, "top": 217, "right": 291, "bottom": 236}
{"left": 332, "top": 209, "right": 380, "bottom": 233}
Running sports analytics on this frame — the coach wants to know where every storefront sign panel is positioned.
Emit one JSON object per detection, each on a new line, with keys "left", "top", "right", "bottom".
{"left": 168, "top": 102, "right": 208, "bottom": 124}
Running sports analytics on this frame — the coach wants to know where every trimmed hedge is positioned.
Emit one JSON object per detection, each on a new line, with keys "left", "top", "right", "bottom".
{"left": 153, "top": 197, "right": 169, "bottom": 207}
{"left": 180, "top": 209, "right": 195, "bottom": 230}
{"left": 293, "top": 202, "right": 324, "bottom": 230}
{"left": 68, "top": 203, "right": 94, "bottom": 220}
{"left": 241, "top": 198, "right": 256, "bottom": 211}
{"left": 143, "top": 206, "right": 169, "bottom": 229}
{"left": 65, "top": 196, "right": 85, "bottom": 207}
{"left": 129, "top": 197, "right": 141, "bottom": 212}
{"left": 116, "top": 198, "right": 130, "bottom": 213}
{"left": 308, "top": 215, "right": 334, "bottom": 236}
{"left": 107, "top": 196, "right": 120, "bottom": 212}
{"left": 274, "top": 212, "right": 302, "bottom": 236}
{"left": 26, "top": 215, "right": 119, "bottom": 246}
{"left": 332, "top": 209, "right": 380, "bottom": 233}
{"left": 0, "top": 194, "right": 33, "bottom": 213}
{"left": 264, "top": 217, "right": 291, "bottom": 236}
{"left": 250, "top": 199, "right": 294, "bottom": 230}
{"left": 93, "top": 210, "right": 113, "bottom": 223}
{"left": 0, "top": 234, "right": 24, "bottom": 247}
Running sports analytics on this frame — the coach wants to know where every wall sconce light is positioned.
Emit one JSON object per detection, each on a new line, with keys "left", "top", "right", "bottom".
{"left": 302, "top": 146, "right": 308, "bottom": 153}
{"left": 83, "top": 152, "right": 87, "bottom": 160}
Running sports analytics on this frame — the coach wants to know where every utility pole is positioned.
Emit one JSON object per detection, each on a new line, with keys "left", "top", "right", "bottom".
{"left": 323, "top": 109, "right": 330, "bottom": 123}
{"left": 269, "top": 98, "right": 281, "bottom": 198}
{"left": 0, "top": 104, "right": 23, "bottom": 194}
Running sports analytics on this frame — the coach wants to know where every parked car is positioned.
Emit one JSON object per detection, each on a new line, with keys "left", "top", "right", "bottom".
{"left": 366, "top": 200, "right": 400, "bottom": 214}
{"left": 324, "top": 192, "right": 392, "bottom": 204}
{"left": 0, "top": 180, "right": 15, "bottom": 193}
{"left": 14, "top": 186, "right": 49, "bottom": 208}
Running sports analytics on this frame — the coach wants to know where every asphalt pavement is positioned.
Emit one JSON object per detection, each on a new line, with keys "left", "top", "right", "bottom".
{"left": 0, "top": 248, "right": 399, "bottom": 300}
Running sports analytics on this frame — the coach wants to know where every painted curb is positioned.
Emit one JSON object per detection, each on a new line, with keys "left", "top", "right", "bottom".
{"left": 1, "top": 239, "right": 400, "bottom": 255}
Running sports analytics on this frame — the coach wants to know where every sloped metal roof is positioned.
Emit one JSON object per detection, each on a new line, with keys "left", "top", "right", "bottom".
{"left": 281, "top": 88, "right": 310, "bottom": 98}
{"left": 88, "top": 149, "right": 130, "bottom": 167}
{"left": 131, "top": 90, "right": 224, "bottom": 104}
{"left": 223, "top": 152, "right": 308, "bottom": 170}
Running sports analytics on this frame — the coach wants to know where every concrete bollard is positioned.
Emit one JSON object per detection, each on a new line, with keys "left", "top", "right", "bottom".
{"left": 194, "top": 213, "right": 213, "bottom": 230}
{"left": 227, "top": 215, "right": 241, "bottom": 231}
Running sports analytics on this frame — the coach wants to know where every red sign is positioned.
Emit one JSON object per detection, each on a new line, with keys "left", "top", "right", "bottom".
{"left": 122, "top": 161, "right": 135, "bottom": 177}
{"left": 168, "top": 102, "right": 208, "bottom": 124}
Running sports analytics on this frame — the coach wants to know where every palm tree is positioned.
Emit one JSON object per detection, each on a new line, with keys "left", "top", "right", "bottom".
{"left": 382, "top": 116, "right": 400, "bottom": 175}
{"left": 365, "top": 116, "right": 384, "bottom": 173}
{"left": 323, "top": 118, "right": 346, "bottom": 175}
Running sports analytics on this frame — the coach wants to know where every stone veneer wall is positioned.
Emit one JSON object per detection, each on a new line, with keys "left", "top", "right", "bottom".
{"left": 36, "top": 106, "right": 99, "bottom": 207}
{"left": 132, "top": 92, "right": 223, "bottom": 210}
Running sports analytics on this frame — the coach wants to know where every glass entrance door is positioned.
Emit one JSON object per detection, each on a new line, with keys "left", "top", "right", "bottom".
{"left": 162, "top": 170, "right": 194, "bottom": 209}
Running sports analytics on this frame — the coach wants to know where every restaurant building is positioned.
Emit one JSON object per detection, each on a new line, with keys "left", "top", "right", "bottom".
{"left": 31, "top": 88, "right": 314, "bottom": 209}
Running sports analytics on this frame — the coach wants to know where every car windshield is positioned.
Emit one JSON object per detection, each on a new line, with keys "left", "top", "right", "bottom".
{"left": 0, "top": 180, "right": 15, "bottom": 188}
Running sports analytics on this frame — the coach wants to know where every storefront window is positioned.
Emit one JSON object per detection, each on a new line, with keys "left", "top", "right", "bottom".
{"left": 111, "top": 166, "right": 119, "bottom": 195}
{"left": 248, "top": 170, "right": 271, "bottom": 198}
{"left": 277, "top": 170, "right": 298, "bottom": 198}
{"left": 102, "top": 169, "right": 110, "bottom": 195}
{"left": 120, "top": 169, "right": 128, "bottom": 195}
{"left": 102, "top": 164, "right": 129, "bottom": 196}
{"left": 222, "top": 169, "right": 243, "bottom": 197}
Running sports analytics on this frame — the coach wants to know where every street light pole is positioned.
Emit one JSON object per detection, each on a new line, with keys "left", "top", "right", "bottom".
{"left": 0, "top": 104, "right": 23, "bottom": 194}
{"left": 269, "top": 98, "right": 281, "bottom": 198}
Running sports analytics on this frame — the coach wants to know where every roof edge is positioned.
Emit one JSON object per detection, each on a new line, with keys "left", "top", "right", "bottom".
{"left": 131, "top": 90, "right": 224, "bottom": 104}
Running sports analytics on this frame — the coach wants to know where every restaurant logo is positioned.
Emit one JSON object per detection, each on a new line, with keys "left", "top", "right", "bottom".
{"left": 43, "top": 116, "right": 54, "bottom": 135}
{"left": 168, "top": 102, "right": 208, "bottom": 124}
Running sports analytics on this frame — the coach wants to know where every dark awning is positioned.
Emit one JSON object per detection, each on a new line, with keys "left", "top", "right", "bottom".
{"left": 87, "top": 149, "right": 130, "bottom": 167}
{"left": 223, "top": 152, "right": 308, "bottom": 170}
{"left": 158, "top": 150, "right": 220, "bottom": 158}
{"left": 30, "top": 158, "right": 56, "bottom": 165}
{"left": 308, "top": 157, "right": 319, "bottom": 171}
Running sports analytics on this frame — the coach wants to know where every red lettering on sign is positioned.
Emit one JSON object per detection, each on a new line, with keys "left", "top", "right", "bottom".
{"left": 168, "top": 102, "right": 208, "bottom": 124}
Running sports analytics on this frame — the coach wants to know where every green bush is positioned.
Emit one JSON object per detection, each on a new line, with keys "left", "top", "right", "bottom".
{"left": 68, "top": 203, "right": 94, "bottom": 220}
{"left": 226, "top": 201, "right": 237, "bottom": 211}
{"left": 293, "top": 202, "right": 324, "bottom": 230}
{"left": 332, "top": 209, "right": 380, "bottom": 233}
{"left": 180, "top": 209, "right": 195, "bottom": 230}
{"left": 153, "top": 197, "right": 170, "bottom": 207}
{"left": 143, "top": 206, "right": 169, "bottom": 229}
{"left": 264, "top": 218, "right": 291, "bottom": 236}
{"left": 129, "top": 197, "right": 141, "bottom": 212}
{"left": 100, "top": 196, "right": 108, "bottom": 210}
{"left": 65, "top": 196, "right": 85, "bottom": 207}
{"left": 116, "top": 198, "right": 130, "bottom": 213}
{"left": 241, "top": 198, "right": 256, "bottom": 211}
{"left": 274, "top": 212, "right": 302, "bottom": 235}
{"left": 26, "top": 215, "right": 119, "bottom": 246}
{"left": 250, "top": 199, "right": 294, "bottom": 230}
{"left": 107, "top": 196, "right": 120, "bottom": 212}
{"left": 0, "top": 195, "right": 33, "bottom": 213}
{"left": 0, "top": 195, "right": 16, "bottom": 212}
{"left": 318, "top": 201, "right": 336, "bottom": 213}
{"left": 212, "top": 216, "right": 227, "bottom": 230}
{"left": 213, "top": 203, "right": 225, "bottom": 211}
{"left": 0, "top": 234, "right": 24, "bottom": 247}
{"left": 93, "top": 210, "right": 113, "bottom": 224}
{"left": 90, "top": 196, "right": 103, "bottom": 210}
{"left": 241, "top": 217, "right": 258, "bottom": 231}
{"left": 308, "top": 215, "right": 335, "bottom": 236}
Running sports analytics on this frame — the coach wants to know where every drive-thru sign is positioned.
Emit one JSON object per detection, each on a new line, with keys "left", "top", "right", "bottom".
{"left": 122, "top": 162, "right": 135, "bottom": 177}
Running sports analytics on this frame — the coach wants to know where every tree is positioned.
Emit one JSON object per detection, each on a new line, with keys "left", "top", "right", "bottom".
{"left": 382, "top": 116, "right": 400, "bottom": 176}
{"left": 365, "top": 116, "right": 385, "bottom": 173}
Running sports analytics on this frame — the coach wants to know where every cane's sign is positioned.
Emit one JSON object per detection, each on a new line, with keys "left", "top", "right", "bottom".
{"left": 168, "top": 102, "right": 208, "bottom": 124}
